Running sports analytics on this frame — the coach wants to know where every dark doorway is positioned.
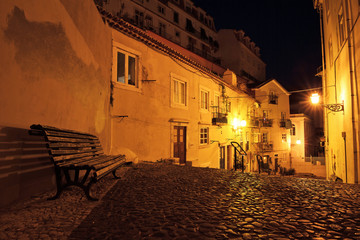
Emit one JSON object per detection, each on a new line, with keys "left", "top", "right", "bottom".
{"left": 220, "top": 146, "right": 225, "bottom": 169}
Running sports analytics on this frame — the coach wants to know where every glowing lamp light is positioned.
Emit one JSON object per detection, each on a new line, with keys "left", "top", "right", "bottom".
{"left": 232, "top": 118, "right": 241, "bottom": 130}
{"left": 296, "top": 140, "right": 301, "bottom": 145}
{"left": 240, "top": 120, "right": 247, "bottom": 127}
{"left": 310, "top": 93, "right": 320, "bottom": 104}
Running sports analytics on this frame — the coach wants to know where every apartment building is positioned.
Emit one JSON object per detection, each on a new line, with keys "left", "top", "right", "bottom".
{"left": 252, "top": 79, "right": 292, "bottom": 169}
{"left": 218, "top": 29, "right": 266, "bottom": 83}
{"left": 314, "top": 0, "right": 360, "bottom": 183}
{"left": 101, "top": 0, "right": 220, "bottom": 65}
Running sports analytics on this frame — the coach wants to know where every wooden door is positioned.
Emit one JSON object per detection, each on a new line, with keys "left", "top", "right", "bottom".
{"left": 227, "top": 145, "right": 232, "bottom": 169}
{"left": 174, "top": 126, "right": 186, "bottom": 164}
{"left": 220, "top": 146, "right": 225, "bottom": 169}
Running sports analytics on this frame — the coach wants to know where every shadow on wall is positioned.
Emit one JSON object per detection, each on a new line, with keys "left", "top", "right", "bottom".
{"left": 0, "top": 126, "right": 54, "bottom": 207}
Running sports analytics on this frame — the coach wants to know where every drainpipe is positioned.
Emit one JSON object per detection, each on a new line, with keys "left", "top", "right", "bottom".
{"left": 316, "top": 3, "right": 332, "bottom": 179}
{"left": 344, "top": 0, "right": 360, "bottom": 183}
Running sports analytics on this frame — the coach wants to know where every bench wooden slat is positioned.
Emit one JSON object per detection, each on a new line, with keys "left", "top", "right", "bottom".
{"left": 50, "top": 148, "right": 102, "bottom": 156}
{"left": 31, "top": 125, "right": 96, "bottom": 137}
{"left": 46, "top": 136, "right": 100, "bottom": 144}
{"left": 53, "top": 151, "right": 103, "bottom": 162}
{"left": 49, "top": 142, "right": 101, "bottom": 148}
{"left": 95, "top": 160, "right": 127, "bottom": 179}
{"left": 92, "top": 156, "right": 124, "bottom": 170}
{"left": 58, "top": 155, "right": 116, "bottom": 168}
{"left": 44, "top": 130, "right": 98, "bottom": 140}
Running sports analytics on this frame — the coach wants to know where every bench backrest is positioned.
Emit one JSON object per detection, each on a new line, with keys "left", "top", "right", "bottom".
{"left": 30, "top": 124, "right": 104, "bottom": 165}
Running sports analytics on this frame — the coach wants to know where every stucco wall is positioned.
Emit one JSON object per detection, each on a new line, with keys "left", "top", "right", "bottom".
{"left": 110, "top": 27, "right": 256, "bottom": 168}
{"left": 0, "top": 0, "right": 112, "bottom": 206}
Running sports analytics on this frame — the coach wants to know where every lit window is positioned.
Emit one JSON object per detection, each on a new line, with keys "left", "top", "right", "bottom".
{"left": 338, "top": 5, "right": 346, "bottom": 46}
{"left": 173, "top": 79, "right": 187, "bottom": 106}
{"left": 200, "top": 90, "right": 209, "bottom": 110}
{"left": 291, "top": 124, "right": 296, "bottom": 136}
{"left": 200, "top": 127, "right": 209, "bottom": 145}
{"left": 262, "top": 133, "right": 268, "bottom": 143}
{"left": 115, "top": 50, "right": 138, "bottom": 87}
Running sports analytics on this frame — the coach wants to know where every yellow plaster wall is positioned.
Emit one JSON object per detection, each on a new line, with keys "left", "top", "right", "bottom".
{"left": 0, "top": 0, "right": 112, "bottom": 206}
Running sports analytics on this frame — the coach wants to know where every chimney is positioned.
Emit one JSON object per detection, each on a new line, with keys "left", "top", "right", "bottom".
{"left": 223, "top": 69, "right": 237, "bottom": 87}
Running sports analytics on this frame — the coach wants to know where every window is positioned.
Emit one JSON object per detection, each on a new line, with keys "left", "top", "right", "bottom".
{"left": 338, "top": 4, "right": 346, "bottom": 46}
{"left": 145, "top": 15, "right": 153, "bottom": 29}
{"left": 159, "top": 22, "right": 166, "bottom": 37}
{"left": 269, "top": 91, "right": 278, "bottom": 104}
{"left": 158, "top": 5, "right": 165, "bottom": 14}
{"left": 200, "top": 89, "right": 209, "bottom": 110}
{"left": 227, "top": 101, "right": 231, "bottom": 113}
{"left": 115, "top": 50, "right": 138, "bottom": 87}
{"left": 188, "top": 36, "right": 196, "bottom": 51}
{"left": 245, "top": 132, "right": 249, "bottom": 151}
{"left": 263, "top": 110, "right": 269, "bottom": 119}
{"left": 200, "top": 127, "right": 209, "bottom": 145}
{"left": 135, "top": 10, "right": 144, "bottom": 27}
{"left": 173, "top": 78, "right": 187, "bottom": 106}
{"left": 291, "top": 124, "right": 296, "bottom": 136}
{"left": 281, "top": 112, "right": 286, "bottom": 120}
{"left": 262, "top": 133, "right": 268, "bottom": 143}
{"left": 173, "top": 11, "right": 179, "bottom": 24}
{"left": 282, "top": 134, "right": 287, "bottom": 142}
{"left": 328, "top": 36, "right": 333, "bottom": 66}
{"left": 325, "top": 0, "right": 330, "bottom": 21}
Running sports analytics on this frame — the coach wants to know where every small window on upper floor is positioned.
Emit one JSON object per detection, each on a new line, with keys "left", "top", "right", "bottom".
{"left": 268, "top": 91, "right": 278, "bottom": 105}
{"left": 338, "top": 4, "right": 346, "bottom": 46}
{"left": 158, "top": 4, "right": 165, "bottom": 15}
{"left": 291, "top": 124, "right": 296, "bottom": 136}
{"left": 328, "top": 36, "right": 333, "bottom": 66}
{"left": 114, "top": 48, "right": 138, "bottom": 88}
{"left": 173, "top": 11, "right": 179, "bottom": 24}
{"left": 282, "top": 134, "right": 287, "bottom": 142}
{"left": 171, "top": 75, "right": 188, "bottom": 109}
{"left": 200, "top": 89, "right": 209, "bottom": 110}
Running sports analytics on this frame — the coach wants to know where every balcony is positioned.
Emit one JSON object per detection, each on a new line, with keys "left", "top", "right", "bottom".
{"left": 260, "top": 142, "right": 273, "bottom": 152}
{"left": 248, "top": 117, "right": 260, "bottom": 128}
{"left": 260, "top": 118, "right": 273, "bottom": 127}
{"left": 279, "top": 119, "right": 292, "bottom": 129}
{"left": 211, "top": 106, "right": 227, "bottom": 125}
{"left": 268, "top": 95, "right": 278, "bottom": 105}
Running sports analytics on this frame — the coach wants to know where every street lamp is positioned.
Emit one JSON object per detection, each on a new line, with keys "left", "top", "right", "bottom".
{"left": 310, "top": 93, "right": 344, "bottom": 112}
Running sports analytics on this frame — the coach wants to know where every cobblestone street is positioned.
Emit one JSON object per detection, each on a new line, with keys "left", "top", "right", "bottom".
{"left": 1, "top": 162, "right": 360, "bottom": 239}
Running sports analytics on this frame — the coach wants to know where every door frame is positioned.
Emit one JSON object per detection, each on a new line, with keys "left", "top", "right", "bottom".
{"left": 170, "top": 120, "right": 188, "bottom": 164}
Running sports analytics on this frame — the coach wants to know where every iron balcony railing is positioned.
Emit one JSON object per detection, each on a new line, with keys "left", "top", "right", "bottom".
{"left": 260, "top": 118, "right": 273, "bottom": 127}
{"left": 211, "top": 106, "right": 227, "bottom": 125}
{"left": 260, "top": 142, "right": 273, "bottom": 152}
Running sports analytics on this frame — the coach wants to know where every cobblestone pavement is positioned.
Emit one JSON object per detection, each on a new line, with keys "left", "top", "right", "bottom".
{"left": 1, "top": 163, "right": 360, "bottom": 240}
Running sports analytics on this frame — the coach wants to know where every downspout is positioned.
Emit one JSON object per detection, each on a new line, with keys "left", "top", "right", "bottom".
{"left": 317, "top": 3, "right": 332, "bottom": 179}
{"left": 344, "top": 0, "right": 360, "bottom": 183}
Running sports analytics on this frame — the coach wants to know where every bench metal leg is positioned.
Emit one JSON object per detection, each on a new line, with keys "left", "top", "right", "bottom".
{"left": 112, "top": 170, "right": 121, "bottom": 179}
{"left": 84, "top": 178, "right": 99, "bottom": 201}
{"left": 48, "top": 167, "right": 64, "bottom": 200}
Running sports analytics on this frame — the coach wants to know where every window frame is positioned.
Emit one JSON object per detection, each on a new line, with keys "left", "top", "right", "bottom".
{"left": 170, "top": 73, "right": 188, "bottom": 109}
{"left": 338, "top": 4, "right": 346, "bottom": 47}
{"left": 200, "top": 88, "right": 210, "bottom": 111}
{"left": 112, "top": 42, "right": 141, "bottom": 91}
{"left": 199, "top": 127, "right": 209, "bottom": 145}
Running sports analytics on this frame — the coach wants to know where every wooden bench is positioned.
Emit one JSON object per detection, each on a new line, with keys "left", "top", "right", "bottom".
{"left": 29, "top": 124, "right": 131, "bottom": 201}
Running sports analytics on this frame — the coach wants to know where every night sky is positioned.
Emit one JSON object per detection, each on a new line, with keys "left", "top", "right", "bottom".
{"left": 192, "top": 0, "right": 322, "bottom": 92}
